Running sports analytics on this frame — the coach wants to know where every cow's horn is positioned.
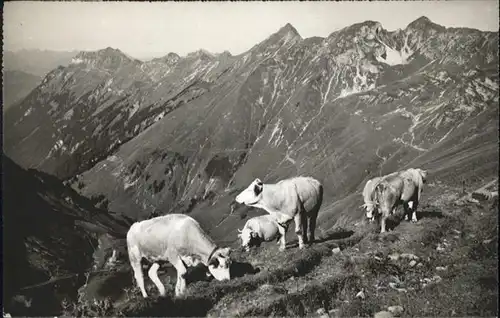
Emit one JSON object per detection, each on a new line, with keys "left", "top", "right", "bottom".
{"left": 237, "top": 228, "right": 242, "bottom": 233}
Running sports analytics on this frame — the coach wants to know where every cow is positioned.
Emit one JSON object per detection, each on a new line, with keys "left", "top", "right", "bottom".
{"left": 126, "top": 214, "right": 232, "bottom": 298}
{"left": 362, "top": 171, "right": 399, "bottom": 221}
{"left": 237, "top": 214, "right": 283, "bottom": 251}
{"left": 235, "top": 176, "right": 323, "bottom": 250}
{"left": 371, "top": 168, "right": 428, "bottom": 233}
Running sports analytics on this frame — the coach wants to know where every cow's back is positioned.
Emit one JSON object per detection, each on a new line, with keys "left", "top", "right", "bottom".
{"left": 255, "top": 215, "right": 280, "bottom": 240}
{"left": 127, "top": 214, "right": 196, "bottom": 260}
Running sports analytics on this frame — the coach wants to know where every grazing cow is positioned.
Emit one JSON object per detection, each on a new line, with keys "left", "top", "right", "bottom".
{"left": 372, "top": 168, "right": 428, "bottom": 233}
{"left": 235, "top": 176, "right": 323, "bottom": 250}
{"left": 362, "top": 171, "right": 399, "bottom": 221}
{"left": 237, "top": 214, "right": 283, "bottom": 251}
{"left": 126, "top": 214, "right": 232, "bottom": 298}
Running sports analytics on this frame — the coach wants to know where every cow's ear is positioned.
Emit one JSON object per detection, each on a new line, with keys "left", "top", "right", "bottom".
{"left": 208, "top": 257, "right": 219, "bottom": 267}
{"left": 253, "top": 179, "right": 263, "bottom": 195}
{"left": 254, "top": 184, "right": 262, "bottom": 195}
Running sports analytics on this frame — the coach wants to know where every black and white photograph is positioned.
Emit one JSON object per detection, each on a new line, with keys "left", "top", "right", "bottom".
{"left": 2, "top": 1, "right": 499, "bottom": 317}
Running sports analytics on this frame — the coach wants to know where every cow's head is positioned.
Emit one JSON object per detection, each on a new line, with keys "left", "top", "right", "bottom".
{"left": 207, "top": 247, "right": 232, "bottom": 281}
{"left": 235, "top": 178, "right": 264, "bottom": 206}
{"left": 237, "top": 227, "right": 259, "bottom": 251}
{"left": 362, "top": 202, "right": 376, "bottom": 221}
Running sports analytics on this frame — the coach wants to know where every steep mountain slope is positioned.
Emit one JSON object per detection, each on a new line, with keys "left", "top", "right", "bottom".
{"left": 2, "top": 154, "right": 131, "bottom": 316}
{"left": 4, "top": 49, "right": 79, "bottom": 77}
{"left": 4, "top": 47, "right": 237, "bottom": 179}
{"left": 66, "top": 17, "right": 498, "bottom": 231}
{"left": 2, "top": 70, "right": 42, "bottom": 111}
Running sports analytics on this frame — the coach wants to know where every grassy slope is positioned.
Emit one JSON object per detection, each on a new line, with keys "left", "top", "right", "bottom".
{"left": 71, "top": 171, "right": 498, "bottom": 317}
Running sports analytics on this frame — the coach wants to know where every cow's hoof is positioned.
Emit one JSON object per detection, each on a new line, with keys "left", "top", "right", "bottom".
{"left": 411, "top": 219, "right": 418, "bottom": 223}
{"left": 279, "top": 246, "right": 286, "bottom": 251}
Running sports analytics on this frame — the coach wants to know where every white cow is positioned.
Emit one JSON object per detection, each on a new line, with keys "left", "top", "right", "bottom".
{"left": 370, "top": 168, "right": 428, "bottom": 233}
{"left": 126, "top": 214, "right": 232, "bottom": 298}
{"left": 235, "top": 176, "right": 323, "bottom": 250}
{"left": 237, "top": 214, "right": 282, "bottom": 251}
{"left": 362, "top": 171, "right": 399, "bottom": 221}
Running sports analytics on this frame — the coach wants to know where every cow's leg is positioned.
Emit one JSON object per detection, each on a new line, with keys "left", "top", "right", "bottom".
{"left": 277, "top": 223, "right": 287, "bottom": 250}
{"left": 380, "top": 215, "right": 387, "bottom": 233}
{"left": 294, "top": 213, "right": 305, "bottom": 249}
{"left": 128, "top": 246, "right": 148, "bottom": 298}
{"left": 379, "top": 205, "right": 390, "bottom": 234}
{"left": 307, "top": 212, "right": 318, "bottom": 244}
{"left": 301, "top": 213, "right": 309, "bottom": 245}
{"left": 403, "top": 202, "right": 412, "bottom": 222}
{"left": 411, "top": 199, "right": 419, "bottom": 223}
{"left": 148, "top": 263, "right": 166, "bottom": 297}
{"left": 171, "top": 257, "right": 188, "bottom": 297}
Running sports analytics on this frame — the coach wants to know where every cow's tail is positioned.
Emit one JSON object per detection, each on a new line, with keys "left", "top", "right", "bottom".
{"left": 375, "top": 182, "right": 386, "bottom": 198}
{"left": 374, "top": 181, "right": 390, "bottom": 208}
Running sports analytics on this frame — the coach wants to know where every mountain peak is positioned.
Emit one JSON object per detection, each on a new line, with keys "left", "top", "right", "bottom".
{"left": 75, "top": 47, "right": 130, "bottom": 60}
{"left": 277, "top": 23, "right": 301, "bottom": 38}
{"left": 72, "top": 47, "right": 136, "bottom": 69}
{"left": 413, "top": 16, "right": 432, "bottom": 24}
{"left": 187, "top": 49, "right": 215, "bottom": 60}
{"left": 151, "top": 52, "right": 180, "bottom": 65}
{"left": 407, "top": 15, "right": 444, "bottom": 31}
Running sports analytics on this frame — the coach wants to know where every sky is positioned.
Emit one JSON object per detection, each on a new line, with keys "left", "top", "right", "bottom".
{"left": 3, "top": 1, "right": 499, "bottom": 60}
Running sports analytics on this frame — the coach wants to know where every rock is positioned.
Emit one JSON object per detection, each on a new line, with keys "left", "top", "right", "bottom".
{"left": 332, "top": 247, "right": 341, "bottom": 254}
{"left": 400, "top": 253, "right": 419, "bottom": 260}
{"left": 388, "top": 253, "right": 400, "bottom": 261}
{"left": 422, "top": 275, "right": 442, "bottom": 288}
{"left": 452, "top": 229, "right": 462, "bottom": 235}
{"left": 374, "top": 310, "right": 394, "bottom": 318}
{"left": 355, "top": 290, "right": 366, "bottom": 299}
{"left": 259, "top": 284, "right": 276, "bottom": 292}
{"left": 389, "top": 282, "right": 408, "bottom": 293}
{"left": 328, "top": 308, "right": 340, "bottom": 317}
{"left": 483, "top": 239, "right": 493, "bottom": 244}
{"left": 316, "top": 308, "right": 326, "bottom": 315}
{"left": 436, "top": 266, "right": 448, "bottom": 271}
{"left": 432, "top": 275, "right": 443, "bottom": 283}
{"left": 436, "top": 245, "right": 446, "bottom": 252}
{"left": 387, "top": 305, "right": 404, "bottom": 316}
{"left": 467, "top": 197, "right": 480, "bottom": 204}
{"left": 416, "top": 262, "right": 423, "bottom": 268}
{"left": 409, "top": 260, "right": 417, "bottom": 267}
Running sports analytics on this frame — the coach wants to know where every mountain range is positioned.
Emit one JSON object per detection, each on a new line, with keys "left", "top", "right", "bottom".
{"left": 3, "top": 16, "right": 498, "bottom": 316}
